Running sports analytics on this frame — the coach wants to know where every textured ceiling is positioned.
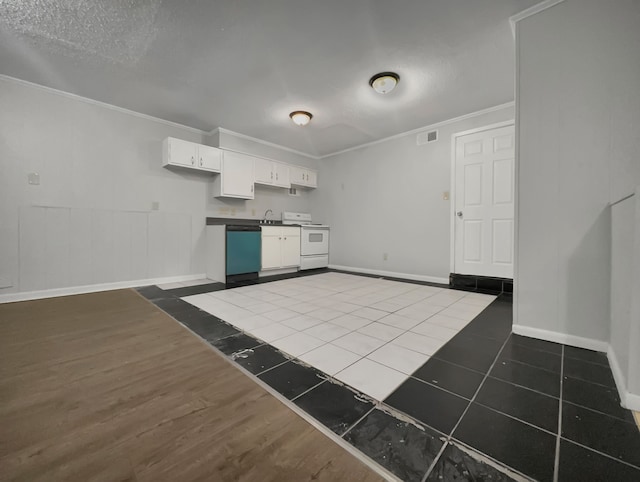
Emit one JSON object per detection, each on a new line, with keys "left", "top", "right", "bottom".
{"left": 0, "top": 0, "right": 539, "bottom": 157}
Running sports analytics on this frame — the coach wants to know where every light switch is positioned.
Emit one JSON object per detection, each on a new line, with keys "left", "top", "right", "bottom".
{"left": 443, "top": 191, "right": 450, "bottom": 200}
{"left": 28, "top": 172, "right": 40, "bottom": 185}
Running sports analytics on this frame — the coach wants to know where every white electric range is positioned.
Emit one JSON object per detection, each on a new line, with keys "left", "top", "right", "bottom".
{"left": 282, "top": 212, "right": 330, "bottom": 270}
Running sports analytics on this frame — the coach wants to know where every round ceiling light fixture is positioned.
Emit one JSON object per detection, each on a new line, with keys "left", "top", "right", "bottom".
{"left": 289, "top": 110, "right": 313, "bottom": 126}
{"left": 369, "top": 71, "right": 400, "bottom": 94}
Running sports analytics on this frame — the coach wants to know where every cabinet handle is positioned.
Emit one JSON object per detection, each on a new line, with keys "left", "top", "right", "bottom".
{"left": 276, "top": 173, "right": 278, "bottom": 180}
{"left": 271, "top": 172, "right": 273, "bottom": 180}
{"left": 199, "top": 157, "right": 203, "bottom": 166}
{"left": 279, "top": 237, "right": 282, "bottom": 240}
{"left": 191, "top": 156, "right": 195, "bottom": 165}
{"left": 284, "top": 237, "right": 287, "bottom": 240}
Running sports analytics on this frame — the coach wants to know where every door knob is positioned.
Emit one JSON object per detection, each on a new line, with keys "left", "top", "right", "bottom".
{"left": 456, "top": 211, "right": 463, "bottom": 218}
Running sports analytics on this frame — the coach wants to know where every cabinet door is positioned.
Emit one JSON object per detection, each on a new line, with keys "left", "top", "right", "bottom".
{"left": 281, "top": 228, "right": 301, "bottom": 267}
{"left": 306, "top": 169, "right": 317, "bottom": 188}
{"left": 289, "top": 165, "right": 305, "bottom": 186}
{"left": 221, "top": 151, "right": 255, "bottom": 199}
{"left": 254, "top": 158, "right": 273, "bottom": 185}
{"left": 261, "top": 234, "right": 282, "bottom": 270}
{"left": 168, "top": 138, "right": 197, "bottom": 167}
{"left": 197, "top": 144, "right": 221, "bottom": 172}
{"left": 273, "top": 162, "right": 291, "bottom": 188}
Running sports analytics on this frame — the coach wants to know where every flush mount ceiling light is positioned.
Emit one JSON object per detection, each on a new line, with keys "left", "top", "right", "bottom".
{"left": 289, "top": 111, "right": 313, "bottom": 126}
{"left": 369, "top": 71, "right": 400, "bottom": 94}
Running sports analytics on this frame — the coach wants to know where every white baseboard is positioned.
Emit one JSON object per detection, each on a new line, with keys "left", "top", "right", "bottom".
{"left": 514, "top": 325, "right": 640, "bottom": 411}
{"left": 512, "top": 324, "right": 609, "bottom": 352}
{"left": 625, "top": 393, "right": 640, "bottom": 412}
{"left": 0, "top": 274, "right": 207, "bottom": 304}
{"left": 329, "top": 265, "right": 449, "bottom": 285}
{"left": 607, "top": 346, "right": 640, "bottom": 411}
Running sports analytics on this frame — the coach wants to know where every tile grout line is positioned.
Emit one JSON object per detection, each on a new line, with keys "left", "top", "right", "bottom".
{"left": 447, "top": 335, "right": 511, "bottom": 437}
{"left": 557, "top": 437, "right": 640, "bottom": 471}
{"left": 553, "top": 345, "right": 564, "bottom": 482}
{"left": 339, "top": 406, "right": 377, "bottom": 438}
{"left": 289, "top": 378, "right": 327, "bottom": 402}
{"left": 444, "top": 438, "right": 538, "bottom": 481}
{"left": 481, "top": 373, "right": 560, "bottom": 400}
{"left": 421, "top": 442, "right": 449, "bottom": 482}
{"left": 562, "top": 398, "right": 637, "bottom": 424}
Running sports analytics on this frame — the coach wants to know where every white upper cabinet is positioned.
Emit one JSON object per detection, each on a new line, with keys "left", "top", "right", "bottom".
{"left": 212, "top": 151, "right": 255, "bottom": 199}
{"left": 273, "top": 162, "right": 291, "bottom": 188}
{"left": 254, "top": 157, "right": 273, "bottom": 185}
{"left": 290, "top": 165, "right": 317, "bottom": 188}
{"left": 197, "top": 144, "right": 221, "bottom": 171}
{"left": 162, "top": 137, "right": 221, "bottom": 173}
{"left": 254, "top": 158, "right": 291, "bottom": 188}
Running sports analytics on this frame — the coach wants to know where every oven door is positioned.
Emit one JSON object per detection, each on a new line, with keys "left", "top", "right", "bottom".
{"left": 301, "top": 227, "right": 329, "bottom": 256}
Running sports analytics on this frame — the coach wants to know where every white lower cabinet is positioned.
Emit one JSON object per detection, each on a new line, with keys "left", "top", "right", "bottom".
{"left": 261, "top": 226, "right": 301, "bottom": 270}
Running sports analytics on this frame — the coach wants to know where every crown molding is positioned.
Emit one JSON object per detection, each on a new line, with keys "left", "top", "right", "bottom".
{"left": 510, "top": 0, "right": 566, "bottom": 36}
{"left": 211, "top": 127, "right": 319, "bottom": 160}
{"left": 0, "top": 75, "right": 208, "bottom": 135}
{"left": 319, "top": 101, "right": 515, "bottom": 159}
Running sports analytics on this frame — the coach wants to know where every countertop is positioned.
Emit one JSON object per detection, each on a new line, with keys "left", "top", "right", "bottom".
{"left": 206, "top": 217, "right": 299, "bottom": 227}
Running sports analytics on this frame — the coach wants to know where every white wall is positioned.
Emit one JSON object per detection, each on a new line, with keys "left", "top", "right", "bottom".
{"left": 309, "top": 105, "right": 515, "bottom": 282}
{"left": 0, "top": 77, "right": 314, "bottom": 298}
{"left": 627, "top": 193, "right": 640, "bottom": 403}
{"left": 515, "top": 0, "right": 640, "bottom": 347}
{"left": 610, "top": 193, "right": 638, "bottom": 406}
{"left": 514, "top": 0, "right": 640, "bottom": 347}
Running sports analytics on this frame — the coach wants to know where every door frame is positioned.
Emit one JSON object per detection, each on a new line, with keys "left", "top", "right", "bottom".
{"left": 449, "top": 120, "right": 515, "bottom": 275}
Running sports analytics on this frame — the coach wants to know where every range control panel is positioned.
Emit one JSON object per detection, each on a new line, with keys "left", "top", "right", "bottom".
{"left": 282, "top": 211, "right": 312, "bottom": 225}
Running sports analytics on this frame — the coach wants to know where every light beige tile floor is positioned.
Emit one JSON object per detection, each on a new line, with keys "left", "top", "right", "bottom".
{"left": 182, "top": 272, "right": 497, "bottom": 401}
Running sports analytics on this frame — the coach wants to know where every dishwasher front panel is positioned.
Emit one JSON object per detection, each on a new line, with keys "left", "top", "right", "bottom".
{"left": 226, "top": 229, "right": 261, "bottom": 276}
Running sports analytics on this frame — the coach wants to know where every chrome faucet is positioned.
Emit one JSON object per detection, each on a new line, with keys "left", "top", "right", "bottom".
{"left": 262, "top": 209, "right": 273, "bottom": 224}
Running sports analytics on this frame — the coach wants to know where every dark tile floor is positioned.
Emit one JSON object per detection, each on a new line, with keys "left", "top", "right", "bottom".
{"left": 139, "top": 271, "right": 640, "bottom": 482}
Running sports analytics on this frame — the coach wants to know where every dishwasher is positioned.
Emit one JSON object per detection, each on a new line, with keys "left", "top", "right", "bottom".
{"left": 226, "top": 225, "right": 261, "bottom": 283}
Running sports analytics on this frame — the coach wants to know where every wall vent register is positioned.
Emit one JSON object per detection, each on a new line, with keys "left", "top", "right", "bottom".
{"left": 417, "top": 130, "right": 438, "bottom": 145}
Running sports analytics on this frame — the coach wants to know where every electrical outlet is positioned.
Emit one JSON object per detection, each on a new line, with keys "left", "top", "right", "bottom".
{"left": 443, "top": 191, "right": 450, "bottom": 201}
{"left": 251, "top": 209, "right": 256, "bottom": 216}
{"left": 383, "top": 253, "right": 388, "bottom": 261}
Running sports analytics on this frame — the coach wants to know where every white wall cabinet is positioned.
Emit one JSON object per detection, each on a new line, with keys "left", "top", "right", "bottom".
{"left": 261, "top": 226, "right": 301, "bottom": 270}
{"left": 212, "top": 151, "right": 255, "bottom": 199}
{"left": 254, "top": 158, "right": 291, "bottom": 188}
{"left": 162, "top": 137, "right": 221, "bottom": 172}
{"left": 290, "top": 165, "right": 317, "bottom": 188}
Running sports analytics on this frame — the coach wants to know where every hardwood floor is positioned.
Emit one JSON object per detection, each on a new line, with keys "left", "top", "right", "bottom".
{"left": 0, "top": 289, "right": 383, "bottom": 482}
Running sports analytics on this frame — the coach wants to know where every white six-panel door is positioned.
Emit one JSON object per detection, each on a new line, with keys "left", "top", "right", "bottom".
{"left": 454, "top": 124, "right": 515, "bottom": 278}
